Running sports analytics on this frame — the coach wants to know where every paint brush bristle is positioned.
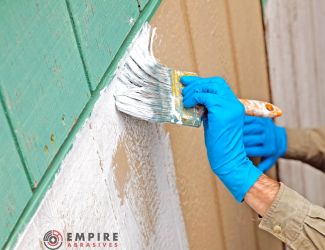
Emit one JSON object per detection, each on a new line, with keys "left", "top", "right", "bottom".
{"left": 114, "top": 23, "right": 282, "bottom": 127}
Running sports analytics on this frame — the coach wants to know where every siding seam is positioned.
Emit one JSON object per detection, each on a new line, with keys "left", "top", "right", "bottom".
{"left": 136, "top": 0, "right": 142, "bottom": 11}
{"left": 179, "top": 0, "right": 200, "bottom": 73}
{"left": 0, "top": 86, "right": 34, "bottom": 189}
{"left": 224, "top": 0, "right": 241, "bottom": 96}
{"left": 3, "top": 1, "right": 161, "bottom": 249}
{"left": 180, "top": 0, "right": 227, "bottom": 249}
{"left": 65, "top": 0, "right": 93, "bottom": 93}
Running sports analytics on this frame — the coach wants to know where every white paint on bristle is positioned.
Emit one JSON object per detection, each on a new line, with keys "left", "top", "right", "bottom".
{"left": 114, "top": 23, "right": 175, "bottom": 123}
{"left": 14, "top": 60, "right": 188, "bottom": 249}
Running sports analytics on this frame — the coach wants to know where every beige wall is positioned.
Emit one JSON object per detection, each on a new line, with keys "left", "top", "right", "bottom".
{"left": 151, "top": 0, "right": 282, "bottom": 249}
{"left": 10, "top": 1, "right": 289, "bottom": 249}
{"left": 264, "top": 0, "right": 325, "bottom": 207}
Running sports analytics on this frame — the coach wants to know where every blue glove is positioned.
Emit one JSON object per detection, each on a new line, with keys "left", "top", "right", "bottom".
{"left": 243, "top": 116, "right": 287, "bottom": 172}
{"left": 181, "top": 76, "right": 262, "bottom": 202}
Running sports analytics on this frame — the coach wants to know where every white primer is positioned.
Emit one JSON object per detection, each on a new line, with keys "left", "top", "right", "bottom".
{"left": 14, "top": 75, "right": 188, "bottom": 249}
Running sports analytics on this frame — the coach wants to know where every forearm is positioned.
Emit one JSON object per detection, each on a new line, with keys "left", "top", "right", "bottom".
{"left": 244, "top": 174, "right": 279, "bottom": 216}
{"left": 245, "top": 174, "right": 325, "bottom": 249}
{"left": 285, "top": 127, "right": 325, "bottom": 172}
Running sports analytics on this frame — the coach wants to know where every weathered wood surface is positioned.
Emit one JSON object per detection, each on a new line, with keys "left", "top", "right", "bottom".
{"left": 67, "top": 0, "right": 140, "bottom": 90}
{"left": 0, "top": 0, "right": 157, "bottom": 248}
{"left": 13, "top": 69, "right": 188, "bottom": 250}
{"left": 0, "top": 0, "right": 288, "bottom": 249}
{"left": 0, "top": 0, "right": 90, "bottom": 186}
{"left": 137, "top": 0, "right": 150, "bottom": 10}
{"left": 264, "top": 0, "right": 325, "bottom": 207}
{"left": 0, "top": 103, "right": 32, "bottom": 248}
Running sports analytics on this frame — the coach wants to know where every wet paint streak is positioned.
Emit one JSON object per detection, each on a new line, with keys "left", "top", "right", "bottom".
{"left": 14, "top": 74, "right": 188, "bottom": 249}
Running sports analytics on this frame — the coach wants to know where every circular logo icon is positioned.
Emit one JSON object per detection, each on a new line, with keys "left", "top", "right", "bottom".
{"left": 43, "top": 230, "right": 63, "bottom": 250}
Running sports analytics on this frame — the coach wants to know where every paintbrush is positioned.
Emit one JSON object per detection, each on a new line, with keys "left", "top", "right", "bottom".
{"left": 114, "top": 23, "right": 282, "bottom": 127}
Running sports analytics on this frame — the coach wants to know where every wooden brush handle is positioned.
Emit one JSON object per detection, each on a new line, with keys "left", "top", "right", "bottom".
{"left": 175, "top": 71, "right": 282, "bottom": 118}
{"left": 239, "top": 99, "right": 282, "bottom": 118}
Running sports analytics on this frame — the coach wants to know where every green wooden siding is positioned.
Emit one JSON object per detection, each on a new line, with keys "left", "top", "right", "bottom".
{"left": 0, "top": 0, "right": 161, "bottom": 248}
{"left": 67, "top": 0, "right": 140, "bottom": 90}
{"left": 0, "top": 103, "right": 32, "bottom": 248}
{"left": 0, "top": 0, "right": 91, "bottom": 186}
{"left": 138, "top": 0, "right": 150, "bottom": 10}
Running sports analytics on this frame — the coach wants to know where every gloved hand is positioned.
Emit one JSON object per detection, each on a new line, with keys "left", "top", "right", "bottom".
{"left": 243, "top": 116, "right": 287, "bottom": 172}
{"left": 181, "top": 76, "right": 262, "bottom": 202}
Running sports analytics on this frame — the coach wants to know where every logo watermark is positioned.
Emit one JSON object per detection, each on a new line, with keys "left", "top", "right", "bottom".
{"left": 43, "top": 230, "right": 119, "bottom": 249}
{"left": 43, "top": 230, "right": 63, "bottom": 250}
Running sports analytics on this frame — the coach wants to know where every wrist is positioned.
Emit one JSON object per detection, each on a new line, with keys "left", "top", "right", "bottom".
{"left": 217, "top": 157, "right": 263, "bottom": 203}
{"left": 244, "top": 174, "right": 280, "bottom": 216}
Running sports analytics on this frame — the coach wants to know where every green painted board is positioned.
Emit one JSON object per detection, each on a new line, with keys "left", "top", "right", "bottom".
{"left": 2, "top": 1, "right": 162, "bottom": 249}
{"left": 67, "top": 0, "right": 139, "bottom": 90}
{"left": 0, "top": 104, "right": 32, "bottom": 249}
{"left": 0, "top": 0, "right": 90, "bottom": 186}
{"left": 138, "top": 0, "right": 150, "bottom": 10}
{"left": 261, "top": 0, "right": 268, "bottom": 10}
